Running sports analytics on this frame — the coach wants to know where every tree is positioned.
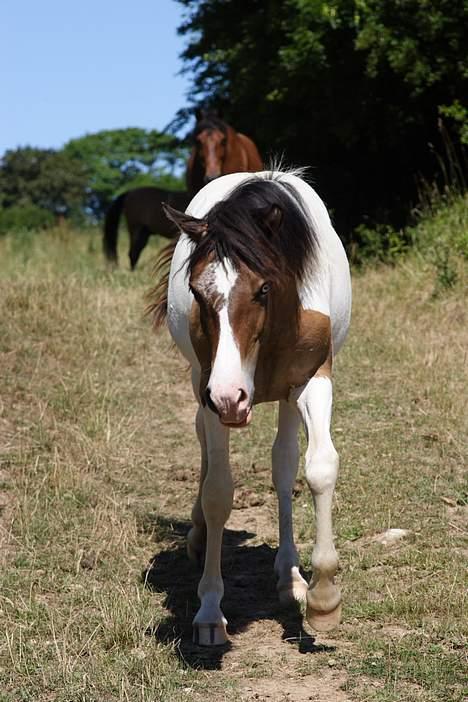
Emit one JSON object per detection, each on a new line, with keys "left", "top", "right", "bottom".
{"left": 64, "top": 128, "right": 188, "bottom": 217}
{"left": 175, "top": 0, "right": 468, "bottom": 235}
{"left": 0, "top": 147, "right": 87, "bottom": 220}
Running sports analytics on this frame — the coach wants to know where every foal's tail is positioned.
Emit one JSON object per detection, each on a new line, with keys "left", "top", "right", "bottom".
{"left": 146, "top": 238, "right": 179, "bottom": 330}
{"left": 103, "top": 193, "right": 126, "bottom": 264}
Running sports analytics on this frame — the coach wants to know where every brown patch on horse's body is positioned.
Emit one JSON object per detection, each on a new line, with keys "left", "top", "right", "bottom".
{"left": 254, "top": 308, "right": 332, "bottom": 403}
{"left": 189, "top": 299, "right": 212, "bottom": 401}
{"left": 186, "top": 262, "right": 331, "bottom": 407}
{"left": 190, "top": 294, "right": 331, "bottom": 406}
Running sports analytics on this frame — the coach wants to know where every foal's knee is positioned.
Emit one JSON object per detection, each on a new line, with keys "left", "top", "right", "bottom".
{"left": 305, "top": 446, "right": 339, "bottom": 494}
{"left": 201, "top": 467, "right": 233, "bottom": 524}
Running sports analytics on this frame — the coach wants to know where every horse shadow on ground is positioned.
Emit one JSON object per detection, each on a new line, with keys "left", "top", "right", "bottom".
{"left": 142, "top": 515, "right": 335, "bottom": 670}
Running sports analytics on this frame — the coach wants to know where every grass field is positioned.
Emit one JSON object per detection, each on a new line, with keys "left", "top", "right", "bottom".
{"left": 0, "top": 214, "right": 467, "bottom": 702}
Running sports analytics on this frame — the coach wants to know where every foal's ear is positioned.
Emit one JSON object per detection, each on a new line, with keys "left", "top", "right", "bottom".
{"left": 262, "top": 205, "right": 283, "bottom": 234}
{"left": 162, "top": 203, "right": 208, "bottom": 243}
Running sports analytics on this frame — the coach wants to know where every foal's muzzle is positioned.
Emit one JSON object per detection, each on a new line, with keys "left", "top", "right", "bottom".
{"left": 204, "top": 386, "right": 252, "bottom": 428}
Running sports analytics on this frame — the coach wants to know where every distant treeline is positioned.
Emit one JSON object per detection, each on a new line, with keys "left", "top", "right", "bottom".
{"left": 2, "top": 1, "right": 466, "bottom": 242}
{"left": 174, "top": 0, "right": 467, "bottom": 237}
{"left": 0, "top": 129, "right": 187, "bottom": 232}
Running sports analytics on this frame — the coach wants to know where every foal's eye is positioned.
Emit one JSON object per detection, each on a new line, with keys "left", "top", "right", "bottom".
{"left": 255, "top": 282, "right": 271, "bottom": 304}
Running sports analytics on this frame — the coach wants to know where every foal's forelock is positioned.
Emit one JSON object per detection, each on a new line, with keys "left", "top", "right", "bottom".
{"left": 187, "top": 177, "right": 319, "bottom": 291}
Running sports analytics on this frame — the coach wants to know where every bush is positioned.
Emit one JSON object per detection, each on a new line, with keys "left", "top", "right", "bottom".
{"left": 352, "top": 193, "right": 467, "bottom": 292}
{"left": 351, "top": 223, "right": 408, "bottom": 264}
{"left": 0, "top": 205, "right": 55, "bottom": 234}
{"left": 410, "top": 194, "right": 468, "bottom": 291}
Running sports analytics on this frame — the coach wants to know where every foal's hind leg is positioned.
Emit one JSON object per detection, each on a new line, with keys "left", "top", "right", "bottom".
{"left": 272, "top": 400, "right": 308, "bottom": 604}
{"left": 292, "top": 374, "right": 342, "bottom": 632}
{"left": 128, "top": 225, "right": 150, "bottom": 270}
{"left": 187, "top": 406, "right": 208, "bottom": 564}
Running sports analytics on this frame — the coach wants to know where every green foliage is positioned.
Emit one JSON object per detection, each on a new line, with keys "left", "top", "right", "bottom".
{"left": 355, "top": 0, "right": 467, "bottom": 94}
{"left": 0, "top": 147, "right": 87, "bottom": 219}
{"left": 64, "top": 128, "right": 188, "bottom": 217}
{"left": 353, "top": 192, "right": 468, "bottom": 292}
{"left": 0, "top": 204, "right": 54, "bottom": 234}
{"left": 176, "top": 0, "right": 468, "bottom": 235}
{"left": 440, "top": 101, "right": 468, "bottom": 146}
{"left": 0, "top": 130, "right": 188, "bottom": 226}
{"left": 115, "top": 171, "right": 186, "bottom": 195}
{"left": 352, "top": 222, "right": 408, "bottom": 263}
{"left": 411, "top": 193, "right": 468, "bottom": 291}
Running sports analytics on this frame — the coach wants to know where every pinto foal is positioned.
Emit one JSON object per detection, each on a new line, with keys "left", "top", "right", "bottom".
{"left": 151, "top": 171, "right": 351, "bottom": 645}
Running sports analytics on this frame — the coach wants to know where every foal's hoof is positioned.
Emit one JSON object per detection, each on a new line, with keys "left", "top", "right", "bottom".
{"left": 306, "top": 601, "right": 342, "bottom": 632}
{"left": 276, "top": 565, "right": 308, "bottom": 605}
{"left": 277, "top": 573, "right": 308, "bottom": 605}
{"left": 193, "top": 621, "right": 228, "bottom": 646}
{"left": 306, "top": 582, "right": 342, "bottom": 632}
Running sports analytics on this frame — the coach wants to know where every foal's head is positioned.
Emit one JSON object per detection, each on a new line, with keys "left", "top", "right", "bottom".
{"left": 192, "top": 114, "right": 228, "bottom": 184}
{"left": 165, "top": 178, "right": 318, "bottom": 427}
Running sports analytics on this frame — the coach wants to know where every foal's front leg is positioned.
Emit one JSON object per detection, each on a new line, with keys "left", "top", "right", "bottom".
{"left": 272, "top": 400, "right": 308, "bottom": 603}
{"left": 187, "top": 406, "right": 208, "bottom": 564}
{"left": 192, "top": 407, "right": 233, "bottom": 645}
{"left": 292, "top": 374, "right": 342, "bottom": 632}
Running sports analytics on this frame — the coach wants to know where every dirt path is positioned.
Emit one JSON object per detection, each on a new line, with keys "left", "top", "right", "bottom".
{"left": 145, "top": 353, "right": 351, "bottom": 702}
{"left": 147, "top": 501, "right": 350, "bottom": 701}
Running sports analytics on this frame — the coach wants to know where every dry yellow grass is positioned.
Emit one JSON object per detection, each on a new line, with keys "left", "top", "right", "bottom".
{"left": 0, "top": 225, "right": 466, "bottom": 701}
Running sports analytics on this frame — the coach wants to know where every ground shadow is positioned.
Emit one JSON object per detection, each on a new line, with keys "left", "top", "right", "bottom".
{"left": 142, "top": 515, "right": 335, "bottom": 670}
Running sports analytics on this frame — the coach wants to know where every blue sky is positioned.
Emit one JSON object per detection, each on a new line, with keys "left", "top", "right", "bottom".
{"left": 1, "top": 0, "right": 192, "bottom": 156}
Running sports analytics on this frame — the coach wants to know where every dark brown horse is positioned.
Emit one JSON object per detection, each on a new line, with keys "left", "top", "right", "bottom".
{"left": 186, "top": 111, "right": 263, "bottom": 194}
{"left": 103, "top": 187, "right": 190, "bottom": 269}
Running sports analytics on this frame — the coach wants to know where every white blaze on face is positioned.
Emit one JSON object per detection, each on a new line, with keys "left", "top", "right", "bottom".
{"left": 199, "top": 260, "right": 257, "bottom": 420}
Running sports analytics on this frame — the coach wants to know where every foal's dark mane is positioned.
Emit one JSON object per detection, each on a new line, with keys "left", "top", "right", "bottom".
{"left": 149, "top": 174, "right": 319, "bottom": 330}
{"left": 188, "top": 175, "right": 319, "bottom": 285}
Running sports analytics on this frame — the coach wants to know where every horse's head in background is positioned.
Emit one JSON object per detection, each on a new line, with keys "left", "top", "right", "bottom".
{"left": 186, "top": 109, "right": 263, "bottom": 195}
{"left": 192, "top": 110, "right": 228, "bottom": 184}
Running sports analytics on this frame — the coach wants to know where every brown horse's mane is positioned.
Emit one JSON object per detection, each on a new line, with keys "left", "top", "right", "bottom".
{"left": 192, "top": 114, "right": 228, "bottom": 140}
{"left": 149, "top": 174, "right": 318, "bottom": 331}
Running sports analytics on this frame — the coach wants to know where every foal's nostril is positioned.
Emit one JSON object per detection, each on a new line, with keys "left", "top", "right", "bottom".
{"left": 204, "top": 387, "right": 219, "bottom": 415}
{"left": 237, "top": 388, "right": 248, "bottom": 404}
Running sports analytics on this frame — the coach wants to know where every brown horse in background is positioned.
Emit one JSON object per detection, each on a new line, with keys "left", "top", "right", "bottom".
{"left": 103, "top": 187, "right": 190, "bottom": 269}
{"left": 187, "top": 111, "right": 263, "bottom": 194}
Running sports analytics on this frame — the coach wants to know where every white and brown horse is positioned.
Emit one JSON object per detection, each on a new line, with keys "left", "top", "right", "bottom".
{"left": 151, "top": 170, "right": 351, "bottom": 646}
